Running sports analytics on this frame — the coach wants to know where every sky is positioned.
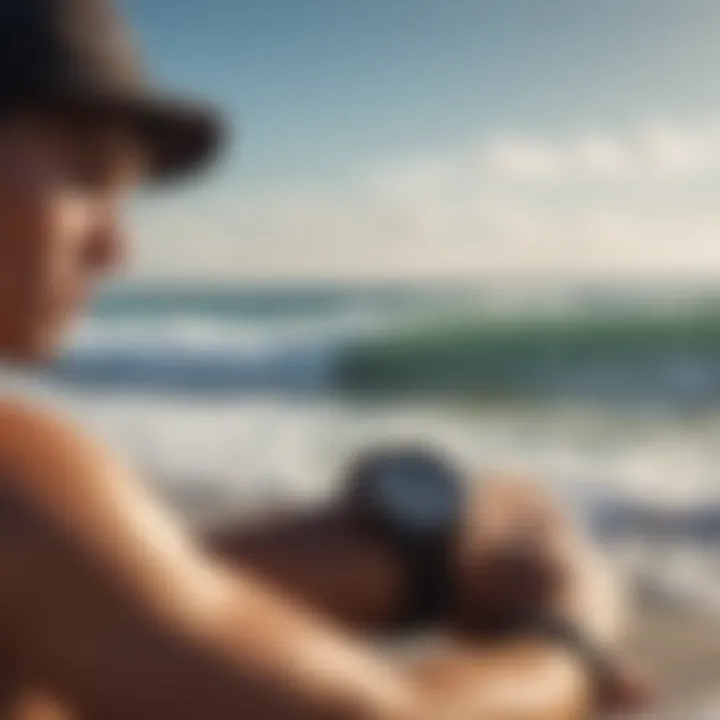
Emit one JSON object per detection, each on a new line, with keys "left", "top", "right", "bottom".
{"left": 119, "top": 0, "right": 720, "bottom": 282}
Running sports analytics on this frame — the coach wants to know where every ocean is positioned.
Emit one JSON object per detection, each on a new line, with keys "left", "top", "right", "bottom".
{"left": 7, "top": 282, "right": 720, "bottom": 636}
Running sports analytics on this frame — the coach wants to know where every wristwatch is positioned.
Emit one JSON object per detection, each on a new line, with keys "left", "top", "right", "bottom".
{"left": 343, "top": 445, "right": 468, "bottom": 629}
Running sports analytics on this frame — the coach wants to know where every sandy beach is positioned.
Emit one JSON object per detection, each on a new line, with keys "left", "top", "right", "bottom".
{"left": 628, "top": 600, "right": 720, "bottom": 713}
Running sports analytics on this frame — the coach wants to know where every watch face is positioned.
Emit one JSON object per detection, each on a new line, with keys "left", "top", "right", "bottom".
{"left": 367, "top": 452, "right": 462, "bottom": 534}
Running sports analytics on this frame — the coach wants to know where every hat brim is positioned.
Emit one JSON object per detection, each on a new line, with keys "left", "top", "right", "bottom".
{"left": 23, "top": 86, "right": 226, "bottom": 183}
{"left": 121, "top": 94, "right": 226, "bottom": 183}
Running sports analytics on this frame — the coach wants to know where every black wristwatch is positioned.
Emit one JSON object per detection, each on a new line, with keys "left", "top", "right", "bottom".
{"left": 343, "top": 446, "right": 468, "bottom": 630}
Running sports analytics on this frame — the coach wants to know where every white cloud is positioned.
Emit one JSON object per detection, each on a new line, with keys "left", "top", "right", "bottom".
{"left": 571, "top": 134, "right": 633, "bottom": 179}
{"left": 476, "top": 119, "right": 720, "bottom": 183}
{"left": 480, "top": 136, "right": 569, "bottom": 182}
{"left": 132, "top": 118, "right": 720, "bottom": 281}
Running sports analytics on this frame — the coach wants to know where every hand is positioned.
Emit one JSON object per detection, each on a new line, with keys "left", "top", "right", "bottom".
{"left": 448, "top": 475, "right": 656, "bottom": 716}
{"left": 406, "top": 639, "right": 592, "bottom": 720}
{"left": 450, "top": 475, "right": 571, "bottom": 634}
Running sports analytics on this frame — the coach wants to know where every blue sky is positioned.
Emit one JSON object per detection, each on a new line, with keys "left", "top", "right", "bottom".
{"left": 120, "top": 0, "right": 720, "bottom": 281}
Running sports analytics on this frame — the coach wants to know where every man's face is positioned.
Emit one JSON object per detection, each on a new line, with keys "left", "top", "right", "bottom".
{"left": 0, "top": 110, "right": 144, "bottom": 362}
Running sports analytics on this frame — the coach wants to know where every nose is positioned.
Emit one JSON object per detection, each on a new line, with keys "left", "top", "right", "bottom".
{"left": 84, "top": 217, "right": 128, "bottom": 276}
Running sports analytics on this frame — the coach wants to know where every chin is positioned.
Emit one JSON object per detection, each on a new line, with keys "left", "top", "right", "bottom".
{"left": 2, "top": 345, "right": 56, "bottom": 367}
{"left": 0, "top": 328, "right": 66, "bottom": 366}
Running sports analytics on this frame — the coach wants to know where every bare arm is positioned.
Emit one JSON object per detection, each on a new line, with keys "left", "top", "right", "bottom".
{"left": 207, "top": 506, "right": 407, "bottom": 630}
{"left": 0, "top": 400, "right": 592, "bottom": 720}
{"left": 207, "top": 476, "right": 626, "bottom": 648}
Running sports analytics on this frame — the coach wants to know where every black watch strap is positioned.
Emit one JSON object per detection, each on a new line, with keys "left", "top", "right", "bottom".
{"left": 393, "top": 535, "right": 457, "bottom": 630}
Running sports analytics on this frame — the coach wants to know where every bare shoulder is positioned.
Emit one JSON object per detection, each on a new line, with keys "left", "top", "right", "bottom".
{"left": 0, "top": 395, "right": 113, "bottom": 540}
{"left": 0, "top": 395, "right": 95, "bottom": 477}
{"left": 0, "top": 393, "right": 98, "bottom": 443}
{"left": 0, "top": 394, "right": 154, "bottom": 505}
{"left": 0, "top": 396, "right": 120, "bottom": 518}
{"left": 0, "top": 394, "right": 200, "bottom": 582}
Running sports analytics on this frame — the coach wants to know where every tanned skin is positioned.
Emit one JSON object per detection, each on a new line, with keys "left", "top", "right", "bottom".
{"left": 0, "top": 110, "right": 644, "bottom": 719}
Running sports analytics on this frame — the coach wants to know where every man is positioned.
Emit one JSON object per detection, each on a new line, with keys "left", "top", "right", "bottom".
{"left": 0, "top": 1, "right": 645, "bottom": 718}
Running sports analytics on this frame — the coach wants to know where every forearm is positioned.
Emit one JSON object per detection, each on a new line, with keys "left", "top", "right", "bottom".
{"left": 172, "top": 567, "right": 593, "bottom": 720}
{"left": 14, "top": 555, "right": 591, "bottom": 720}
{"left": 203, "top": 563, "right": 595, "bottom": 720}
{"left": 11, "top": 565, "right": 594, "bottom": 720}
{"left": 206, "top": 506, "right": 407, "bottom": 629}
{"left": 205, "top": 502, "right": 626, "bottom": 648}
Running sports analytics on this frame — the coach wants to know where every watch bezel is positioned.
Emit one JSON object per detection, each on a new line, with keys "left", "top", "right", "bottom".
{"left": 346, "top": 446, "right": 466, "bottom": 540}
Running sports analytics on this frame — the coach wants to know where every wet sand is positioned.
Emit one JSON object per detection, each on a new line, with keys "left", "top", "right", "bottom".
{"left": 628, "top": 601, "right": 720, "bottom": 710}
